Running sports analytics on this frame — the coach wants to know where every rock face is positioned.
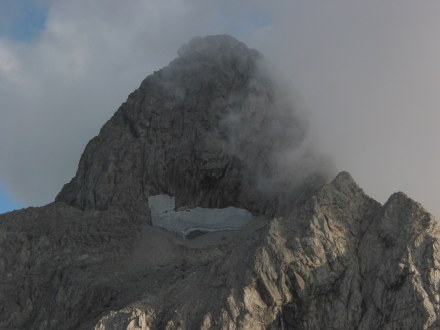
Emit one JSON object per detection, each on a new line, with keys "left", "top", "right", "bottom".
{"left": 55, "top": 35, "right": 325, "bottom": 217}
{"left": 1, "top": 35, "right": 440, "bottom": 329}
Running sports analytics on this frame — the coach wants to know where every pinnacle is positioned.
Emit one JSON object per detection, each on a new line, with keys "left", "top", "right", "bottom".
{"left": 330, "top": 171, "right": 360, "bottom": 192}
{"left": 176, "top": 34, "right": 260, "bottom": 61}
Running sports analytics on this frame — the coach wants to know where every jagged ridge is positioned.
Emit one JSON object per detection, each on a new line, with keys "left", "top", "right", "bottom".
{"left": 1, "top": 171, "right": 439, "bottom": 329}
{"left": 0, "top": 36, "right": 439, "bottom": 330}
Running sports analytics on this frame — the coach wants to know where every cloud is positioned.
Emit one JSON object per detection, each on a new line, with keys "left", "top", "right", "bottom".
{"left": 249, "top": 1, "right": 440, "bottom": 218}
{"left": 1, "top": 0, "right": 439, "bottom": 218}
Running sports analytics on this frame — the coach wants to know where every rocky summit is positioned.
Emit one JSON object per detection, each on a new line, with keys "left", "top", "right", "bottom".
{"left": 1, "top": 35, "right": 440, "bottom": 330}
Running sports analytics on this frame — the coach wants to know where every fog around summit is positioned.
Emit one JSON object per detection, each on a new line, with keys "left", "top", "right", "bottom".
{"left": 0, "top": 0, "right": 439, "bottom": 218}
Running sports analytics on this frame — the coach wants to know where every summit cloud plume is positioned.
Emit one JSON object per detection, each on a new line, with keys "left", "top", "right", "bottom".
{"left": 0, "top": 0, "right": 439, "bottom": 218}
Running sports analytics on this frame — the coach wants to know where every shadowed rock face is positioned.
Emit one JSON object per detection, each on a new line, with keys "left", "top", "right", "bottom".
{"left": 55, "top": 35, "right": 326, "bottom": 217}
{"left": 1, "top": 172, "right": 439, "bottom": 329}
{"left": 1, "top": 36, "right": 440, "bottom": 329}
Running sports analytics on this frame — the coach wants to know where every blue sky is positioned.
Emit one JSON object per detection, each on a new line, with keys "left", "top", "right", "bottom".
{"left": 0, "top": 0, "right": 48, "bottom": 41}
{"left": 0, "top": 186, "right": 22, "bottom": 214}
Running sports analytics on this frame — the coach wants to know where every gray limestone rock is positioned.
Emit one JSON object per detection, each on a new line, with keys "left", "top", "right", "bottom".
{"left": 2, "top": 171, "right": 439, "bottom": 329}
{"left": 55, "top": 35, "right": 326, "bottom": 217}
{"left": 1, "top": 35, "right": 439, "bottom": 329}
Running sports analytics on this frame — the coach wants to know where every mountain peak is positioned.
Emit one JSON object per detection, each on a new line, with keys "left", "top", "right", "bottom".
{"left": 383, "top": 191, "right": 436, "bottom": 230}
{"left": 177, "top": 34, "right": 259, "bottom": 60}
{"left": 324, "top": 170, "right": 364, "bottom": 198}
{"left": 332, "top": 170, "right": 356, "bottom": 187}
{"left": 3, "top": 36, "right": 440, "bottom": 330}
{"left": 56, "top": 35, "right": 326, "bottom": 216}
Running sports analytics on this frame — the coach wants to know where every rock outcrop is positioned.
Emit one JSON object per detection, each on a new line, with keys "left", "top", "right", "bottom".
{"left": 92, "top": 172, "right": 440, "bottom": 330}
{"left": 2, "top": 172, "right": 439, "bottom": 329}
{"left": 1, "top": 35, "right": 439, "bottom": 329}
{"left": 55, "top": 35, "right": 326, "bottom": 217}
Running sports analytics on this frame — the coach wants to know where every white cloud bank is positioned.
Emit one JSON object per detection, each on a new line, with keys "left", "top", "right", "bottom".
{"left": 0, "top": 0, "right": 439, "bottom": 218}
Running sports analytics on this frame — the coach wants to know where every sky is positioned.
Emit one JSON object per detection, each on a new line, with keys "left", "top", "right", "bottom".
{"left": 0, "top": 0, "right": 439, "bottom": 218}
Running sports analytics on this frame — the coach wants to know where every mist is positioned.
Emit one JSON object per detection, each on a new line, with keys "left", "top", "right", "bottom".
{"left": 0, "top": 0, "right": 439, "bottom": 218}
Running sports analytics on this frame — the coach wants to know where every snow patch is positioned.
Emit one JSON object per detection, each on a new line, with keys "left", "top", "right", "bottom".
{"left": 148, "top": 195, "right": 254, "bottom": 239}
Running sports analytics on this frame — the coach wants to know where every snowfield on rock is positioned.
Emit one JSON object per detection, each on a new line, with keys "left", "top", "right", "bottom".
{"left": 148, "top": 194, "right": 254, "bottom": 238}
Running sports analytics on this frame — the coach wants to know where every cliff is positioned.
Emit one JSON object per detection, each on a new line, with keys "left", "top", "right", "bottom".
{"left": 0, "top": 35, "right": 439, "bottom": 330}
